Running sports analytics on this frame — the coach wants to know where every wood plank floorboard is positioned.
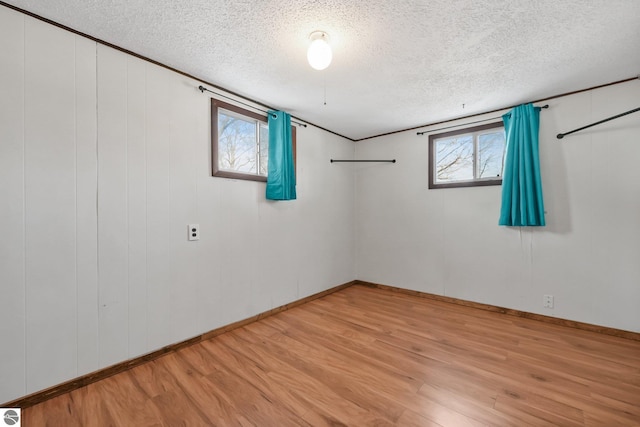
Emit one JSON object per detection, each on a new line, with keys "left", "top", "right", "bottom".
{"left": 22, "top": 284, "right": 640, "bottom": 426}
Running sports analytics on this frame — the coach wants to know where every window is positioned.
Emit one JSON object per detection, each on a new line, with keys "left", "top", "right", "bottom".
{"left": 428, "top": 122, "right": 505, "bottom": 189}
{"left": 211, "top": 99, "right": 296, "bottom": 182}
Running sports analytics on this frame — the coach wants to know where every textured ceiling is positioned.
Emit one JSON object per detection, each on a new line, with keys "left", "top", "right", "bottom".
{"left": 4, "top": 0, "right": 640, "bottom": 140}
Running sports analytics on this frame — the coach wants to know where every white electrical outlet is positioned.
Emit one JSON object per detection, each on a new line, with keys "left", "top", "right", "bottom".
{"left": 188, "top": 224, "right": 199, "bottom": 241}
{"left": 543, "top": 294, "right": 554, "bottom": 308}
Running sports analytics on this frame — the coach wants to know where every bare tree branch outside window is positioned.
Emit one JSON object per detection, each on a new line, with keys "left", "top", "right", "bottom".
{"left": 478, "top": 132, "right": 504, "bottom": 178}
{"left": 429, "top": 123, "right": 505, "bottom": 189}
{"left": 435, "top": 135, "right": 474, "bottom": 181}
{"left": 218, "top": 113, "right": 260, "bottom": 174}
{"left": 211, "top": 99, "right": 296, "bottom": 183}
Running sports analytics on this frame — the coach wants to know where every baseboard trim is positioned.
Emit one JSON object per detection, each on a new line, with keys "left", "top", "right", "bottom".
{"left": 3, "top": 281, "right": 355, "bottom": 408}
{"left": 8, "top": 279, "right": 637, "bottom": 407}
{"left": 355, "top": 280, "right": 640, "bottom": 342}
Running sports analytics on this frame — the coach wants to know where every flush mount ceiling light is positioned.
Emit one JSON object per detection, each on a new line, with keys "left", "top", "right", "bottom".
{"left": 307, "top": 31, "right": 332, "bottom": 70}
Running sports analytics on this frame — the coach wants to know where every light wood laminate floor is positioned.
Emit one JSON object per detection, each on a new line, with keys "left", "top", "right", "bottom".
{"left": 23, "top": 285, "right": 640, "bottom": 426}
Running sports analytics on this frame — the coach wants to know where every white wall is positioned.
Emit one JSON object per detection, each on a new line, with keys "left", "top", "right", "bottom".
{"left": 355, "top": 80, "right": 640, "bottom": 334}
{"left": 0, "top": 6, "right": 355, "bottom": 403}
{"left": 2, "top": 2, "right": 638, "bottom": 406}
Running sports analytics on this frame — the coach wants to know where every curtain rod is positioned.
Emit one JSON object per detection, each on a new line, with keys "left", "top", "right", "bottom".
{"left": 358, "top": 76, "right": 637, "bottom": 142}
{"left": 198, "top": 86, "right": 307, "bottom": 127}
{"left": 416, "top": 105, "right": 549, "bottom": 136}
{"left": 557, "top": 106, "right": 640, "bottom": 139}
{"left": 330, "top": 159, "right": 396, "bottom": 163}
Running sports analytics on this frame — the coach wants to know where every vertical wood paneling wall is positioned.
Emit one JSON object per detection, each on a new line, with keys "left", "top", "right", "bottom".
{"left": 355, "top": 80, "right": 640, "bottom": 335}
{"left": 0, "top": 5, "right": 26, "bottom": 404}
{"left": 0, "top": 7, "right": 355, "bottom": 403}
{"left": 74, "top": 33, "right": 99, "bottom": 380}
{"left": 23, "top": 16, "right": 79, "bottom": 396}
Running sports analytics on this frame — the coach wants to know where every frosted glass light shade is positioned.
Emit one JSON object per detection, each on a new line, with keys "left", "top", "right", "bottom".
{"left": 307, "top": 32, "right": 332, "bottom": 70}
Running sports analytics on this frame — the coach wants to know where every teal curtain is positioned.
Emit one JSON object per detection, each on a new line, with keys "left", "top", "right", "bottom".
{"left": 266, "top": 110, "right": 296, "bottom": 200}
{"left": 499, "top": 103, "right": 545, "bottom": 226}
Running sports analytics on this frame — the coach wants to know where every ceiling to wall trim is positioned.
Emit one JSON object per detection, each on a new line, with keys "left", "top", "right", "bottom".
{"left": 0, "top": 1, "right": 353, "bottom": 141}
{"left": 358, "top": 76, "right": 640, "bottom": 142}
{"left": 2, "top": 0, "right": 639, "bottom": 142}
